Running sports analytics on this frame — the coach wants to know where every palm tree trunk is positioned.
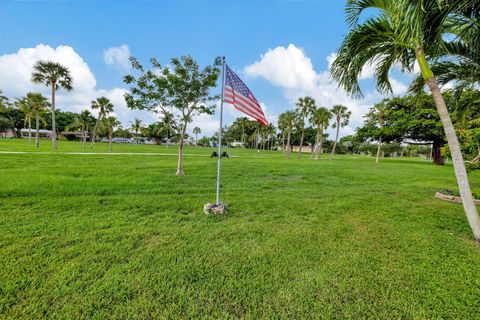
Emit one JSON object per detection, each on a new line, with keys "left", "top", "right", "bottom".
{"left": 282, "top": 131, "right": 285, "bottom": 156}
{"left": 90, "top": 117, "right": 100, "bottom": 151}
{"left": 376, "top": 136, "right": 382, "bottom": 163}
{"left": 109, "top": 130, "right": 113, "bottom": 152}
{"left": 28, "top": 118, "right": 32, "bottom": 144}
{"left": 427, "top": 78, "right": 480, "bottom": 242}
{"left": 286, "top": 128, "right": 292, "bottom": 160}
{"left": 330, "top": 121, "right": 340, "bottom": 160}
{"left": 176, "top": 127, "right": 186, "bottom": 176}
{"left": 82, "top": 129, "right": 86, "bottom": 150}
{"left": 319, "top": 127, "right": 324, "bottom": 159}
{"left": 314, "top": 127, "right": 321, "bottom": 160}
{"left": 35, "top": 114, "right": 40, "bottom": 148}
{"left": 298, "top": 125, "right": 305, "bottom": 159}
{"left": 51, "top": 84, "right": 57, "bottom": 150}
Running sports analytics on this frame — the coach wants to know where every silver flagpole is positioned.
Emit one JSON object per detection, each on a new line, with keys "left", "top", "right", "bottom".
{"left": 216, "top": 57, "right": 226, "bottom": 205}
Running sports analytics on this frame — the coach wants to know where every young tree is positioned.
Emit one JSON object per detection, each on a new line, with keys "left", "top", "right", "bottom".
{"left": 373, "top": 102, "right": 386, "bottom": 163}
{"left": 15, "top": 97, "right": 35, "bottom": 143}
{"left": 278, "top": 111, "right": 296, "bottom": 160}
{"left": 22, "top": 93, "right": 49, "bottom": 148}
{"left": 193, "top": 126, "right": 201, "bottom": 145}
{"left": 31, "top": 61, "right": 73, "bottom": 150}
{"left": 90, "top": 97, "right": 113, "bottom": 151}
{"left": 66, "top": 110, "right": 95, "bottom": 150}
{"left": 102, "top": 116, "right": 121, "bottom": 152}
{"left": 330, "top": 0, "right": 480, "bottom": 241}
{"left": 130, "top": 118, "right": 143, "bottom": 144}
{"left": 329, "top": 105, "right": 351, "bottom": 159}
{"left": 124, "top": 55, "right": 221, "bottom": 176}
{"left": 310, "top": 107, "right": 331, "bottom": 159}
{"left": 295, "top": 97, "right": 316, "bottom": 159}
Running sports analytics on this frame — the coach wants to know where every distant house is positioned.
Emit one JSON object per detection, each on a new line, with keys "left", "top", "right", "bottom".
{"left": 229, "top": 141, "right": 244, "bottom": 148}
{"left": 20, "top": 129, "right": 53, "bottom": 139}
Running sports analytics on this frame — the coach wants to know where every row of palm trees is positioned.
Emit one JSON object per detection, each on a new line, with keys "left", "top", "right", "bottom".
{"left": 278, "top": 97, "right": 352, "bottom": 160}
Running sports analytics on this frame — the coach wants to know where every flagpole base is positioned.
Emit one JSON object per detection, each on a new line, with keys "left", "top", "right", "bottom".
{"left": 204, "top": 202, "right": 228, "bottom": 215}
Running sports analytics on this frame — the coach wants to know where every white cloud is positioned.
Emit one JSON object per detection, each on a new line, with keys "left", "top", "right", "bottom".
{"left": 244, "top": 44, "right": 409, "bottom": 138}
{"left": 103, "top": 44, "right": 131, "bottom": 71}
{"left": 0, "top": 44, "right": 152, "bottom": 127}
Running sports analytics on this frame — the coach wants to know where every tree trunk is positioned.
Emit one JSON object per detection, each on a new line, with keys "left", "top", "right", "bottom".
{"left": 109, "top": 130, "right": 113, "bottom": 152}
{"left": 82, "top": 129, "right": 86, "bottom": 150}
{"left": 90, "top": 117, "right": 100, "bottom": 151}
{"left": 51, "top": 85, "right": 57, "bottom": 150}
{"left": 298, "top": 125, "right": 305, "bottom": 159}
{"left": 427, "top": 78, "right": 480, "bottom": 242}
{"left": 376, "top": 136, "right": 382, "bottom": 164}
{"left": 176, "top": 128, "right": 186, "bottom": 176}
{"left": 286, "top": 128, "right": 292, "bottom": 160}
{"left": 431, "top": 140, "right": 445, "bottom": 165}
{"left": 28, "top": 118, "right": 32, "bottom": 144}
{"left": 314, "top": 127, "right": 321, "bottom": 160}
{"left": 282, "top": 131, "right": 285, "bottom": 156}
{"left": 330, "top": 121, "right": 340, "bottom": 160}
{"left": 318, "top": 126, "right": 325, "bottom": 159}
{"left": 35, "top": 114, "right": 40, "bottom": 148}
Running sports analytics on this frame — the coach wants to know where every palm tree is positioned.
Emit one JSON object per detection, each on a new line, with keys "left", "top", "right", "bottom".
{"left": 193, "top": 126, "right": 201, "bottom": 145}
{"left": 66, "top": 110, "right": 94, "bottom": 150}
{"left": 20, "top": 93, "right": 49, "bottom": 148}
{"left": 373, "top": 102, "right": 386, "bottom": 163}
{"left": 330, "top": 0, "right": 480, "bottom": 241}
{"left": 295, "top": 96, "right": 316, "bottom": 159}
{"left": 238, "top": 117, "right": 249, "bottom": 147}
{"left": 15, "top": 98, "right": 35, "bottom": 144}
{"left": 103, "top": 116, "right": 121, "bottom": 152}
{"left": 161, "top": 111, "right": 177, "bottom": 148}
{"left": 130, "top": 118, "right": 143, "bottom": 144}
{"left": 90, "top": 97, "right": 114, "bottom": 151}
{"left": 264, "top": 123, "right": 276, "bottom": 150}
{"left": 329, "top": 105, "right": 351, "bottom": 159}
{"left": 31, "top": 61, "right": 73, "bottom": 150}
{"left": 0, "top": 89, "right": 9, "bottom": 112}
{"left": 310, "top": 107, "right": 331, "bottom": 159}
{"left": 278, "top": 111, "right": 296, "bottom": 159}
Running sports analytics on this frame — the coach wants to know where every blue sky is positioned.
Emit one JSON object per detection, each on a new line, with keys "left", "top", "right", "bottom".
{"left": 0, "top": 0, "right": 412, "bottom": 136}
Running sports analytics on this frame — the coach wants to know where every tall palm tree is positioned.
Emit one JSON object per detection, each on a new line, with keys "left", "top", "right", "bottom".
{"left": 90, "top": 97, "right": 113, "bottom": 151}
{"left": 102, "top": 116, "right": 121, "bottom": 152}
{"left": 295, "top": 96, "right": 316, "bottom": 159}
{"left": 193, "top": 126, "right": 201, "bottom": 145}
{"left": 278, "top": 111, "right": 296, "bottom": 160}
{"left": 238, "top": 117, "right": 249, "bottom": 147}
{"left": 130, "top": 118, "right": 143, "bottom": 144}
{"left": 31, "top": 61, "right": 73, "bottom": 150}
{"left": 21, "top": 93, "right": 49, "bottom": 148}
{"left": 66, "top": 110, "right": 94, "bottom": 150}
{"left": 373, "top": 102, "right": 387, "bottom": 163}
{"left": 0, "top": 89, "right": 9, "bottom": 112}
{"left": 15, "top": 97, "right": 35, "bottom": 144}
{"left": 329, "top": 105, "right": 351, "bottom": 159}
{"left": 310, "top": 107, "right": 331, "bottom": 160}
{"left": 330, "top": 0, "right": 480, "bottom": 241}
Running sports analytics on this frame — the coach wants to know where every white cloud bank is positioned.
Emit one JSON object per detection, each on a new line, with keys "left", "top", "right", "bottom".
{"left": 0, "top": 44, "right": 153, "bottom": 126}
{"left": 103, "top": 44, "right": 131, "bottom": 70}
{"left": 244, "top": 44, "right": 408, "bottom": 137}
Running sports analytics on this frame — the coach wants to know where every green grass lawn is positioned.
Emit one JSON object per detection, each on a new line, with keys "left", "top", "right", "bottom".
{"left": 1, "top": 138, "right": 480, "bottom": 319}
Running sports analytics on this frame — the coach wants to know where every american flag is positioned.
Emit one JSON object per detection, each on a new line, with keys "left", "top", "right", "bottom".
{"left": 223, "top": 64, "right": 268, "bottom": 126}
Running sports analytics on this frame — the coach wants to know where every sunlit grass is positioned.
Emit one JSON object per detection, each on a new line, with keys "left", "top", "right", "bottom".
{"left": 1, "top": 138, "right": 480, "bottom": 318}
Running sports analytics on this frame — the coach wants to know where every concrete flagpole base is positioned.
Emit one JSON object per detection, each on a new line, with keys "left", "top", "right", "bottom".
{"left": 204, "top": 202, "right": 229, "bottom": 215}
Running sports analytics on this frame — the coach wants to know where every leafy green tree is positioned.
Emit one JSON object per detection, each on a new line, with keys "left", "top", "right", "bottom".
{"left": 329, "top": 105, "right": 351, "bottom": 159}
{"left": 193, "top": 126, "right": 201, "bottom": 145}
{"left": 295, "top": 97, "right": 316, "bottom": 159}
{"left": 124, "top": 55, "right": 221, "bottom": 176}
{"left": 26, "top": 93, "right": 49, "bottom": 148}
{"left": 310, "top": 107, "right": 331, "bottom": 159}
{"left": 278, "top": 111, "right": 297, "bottom": 159}
{"left": 90, "top": 97, "right": 113, "bottom": 151}
{"left": 31, "top": 61, "right": 73, "bottom": 150}
{"left": 330, "top": 0, "right": 480, "bottom": 241}
{"left": 198, "top": 136, "right": 210, "bottom": 147}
